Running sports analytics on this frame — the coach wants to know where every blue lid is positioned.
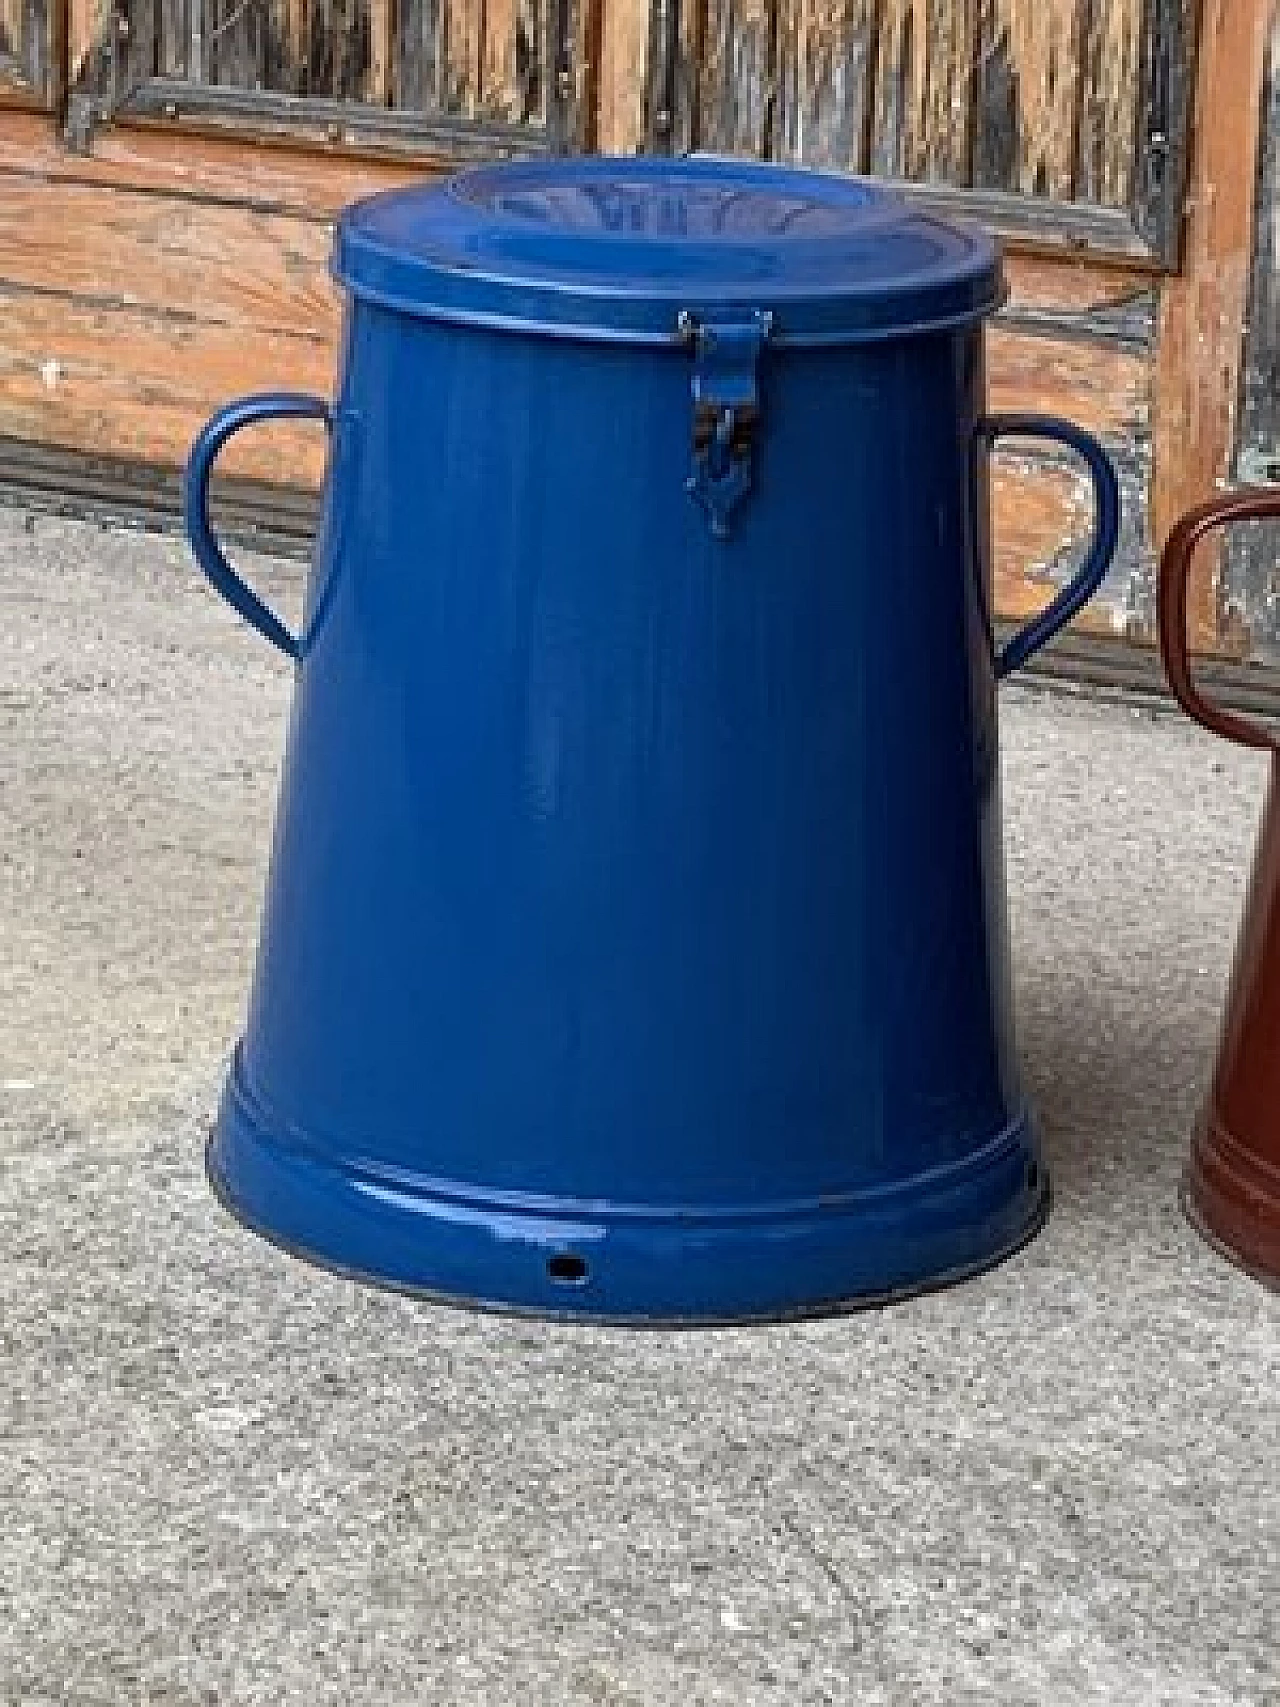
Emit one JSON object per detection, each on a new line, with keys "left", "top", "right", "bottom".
{"left": 333, "top": 155, "right": 1004, "bottom": 346}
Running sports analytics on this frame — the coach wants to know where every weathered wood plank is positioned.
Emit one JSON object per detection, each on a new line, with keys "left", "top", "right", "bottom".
{"left": 0, "top": 175, "right": 337, "bottom": 334}
{"left": 871, "top": 0, "right": 978, "bottom": 183}
{"left": 596, "top": 0, "right": 648, "bottom": 151}
{"left": 68, "top": 0, "right": 101, "bottom": 84}
{"left": 699, "top": 0, "right": 775, "bottom": 156}
{"left": 0, "top": 285, "right": 333, "bottom": 481}
{"left": 1225, "top": 8, "right": 1280, "bottom": 663}
{"left": 0, "top": 0, "right": 26, "bottom": 83}
{"left": 1002, "top": 248, "right": 1155, "bottom": 316}
{"left": 366, "top": 0, "right": 391, "bottom": 98}
{"left": 987, "top": 323, "right": 1148, "bottom": 442}
{"left": 480, "top": 0, "right": 520, "bottom": 117}
{"left": 0, "top": 0, "right": 52, "bottom": 96}
{"left": 271, "top": 0, "right": 307, "bottom": 89}
{"left": 973, "top": 0, "right": 1083, "bottom": 197}
{"left": 442, "top": 0, "right": 483, "bottom": 112}
{"left": 774, "top": 0, "right": 875, "bottom": 171}
{"left": 1075, "top": 0, "right": 1143, "bottom": 207}
{"left": 991, "top": 457, "right": 1131, "bottom": 634}
{"left": 394, "top": 0, "right": 440, "bottom": 106}
{"left": 1153, "top": 0, "right": 1274, "bottom": 654}
{"left": 160, "top": 0, "right": 187, "bottom": 76}
{"left": 0, "top": 107, "right": 442, "bottom": 209}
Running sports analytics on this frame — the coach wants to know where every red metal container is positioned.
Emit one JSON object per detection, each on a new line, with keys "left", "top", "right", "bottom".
{"left": 1159, "top": 488, "right": 1280, "bottom": 1289}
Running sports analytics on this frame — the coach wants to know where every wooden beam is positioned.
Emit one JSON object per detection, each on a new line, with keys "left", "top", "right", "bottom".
{"left": 1152, "top": 0, "right": 1274, "bottom": 654}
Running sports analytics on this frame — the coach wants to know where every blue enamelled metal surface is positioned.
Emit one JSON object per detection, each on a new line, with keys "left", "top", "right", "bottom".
{"left": 184, "top": 156, "right": 1119, "bottom": 1322}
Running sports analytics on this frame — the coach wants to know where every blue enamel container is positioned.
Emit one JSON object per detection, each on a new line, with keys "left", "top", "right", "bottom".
{"left": 184, "top": 155, "right": 1119, "bottom": 1322}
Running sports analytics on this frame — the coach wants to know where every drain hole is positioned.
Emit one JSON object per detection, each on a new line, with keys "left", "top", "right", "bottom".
{"left": 547, "top": 1252, "right": 589, "bottom": 1285}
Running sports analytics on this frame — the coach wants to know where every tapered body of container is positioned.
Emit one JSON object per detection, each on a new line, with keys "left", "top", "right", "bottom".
{"left": 1160, "top": 488, "right": 1280, "bottom": 1290}
{"left": 184, "top": 158, "right": 1120, "bottom": 1320}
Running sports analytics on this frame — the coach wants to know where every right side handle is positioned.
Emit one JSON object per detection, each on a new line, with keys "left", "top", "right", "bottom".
{"left": 1158, "top": 489, "right": 1280, "bottom": 752}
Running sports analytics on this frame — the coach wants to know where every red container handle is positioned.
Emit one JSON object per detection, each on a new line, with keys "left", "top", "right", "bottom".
{"left": 1157, "top": 489, "right": 1280, "bottom": 753}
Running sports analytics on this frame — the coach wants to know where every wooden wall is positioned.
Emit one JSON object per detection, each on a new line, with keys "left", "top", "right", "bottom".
{"left": 0, "top": 0, "right": 1275, "bottom": 654}
{"left": 64, "top": 0, "right": 555, "bottom": 121}
{"left": 1225, "top": 7, "right": 1280, "bottom": 664}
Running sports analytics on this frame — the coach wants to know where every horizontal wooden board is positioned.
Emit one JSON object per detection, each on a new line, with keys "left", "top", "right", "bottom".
{"left": 1002, "top": 250, "right": 1155, "bottom": 316}
{"left": 987, "top": 324, "right": 1149, "bottom": 440}
{"left": 0, "top": 109, "right": 445, "bottom": 216}
{"left": 0, "top": 176, "right": 340, "bottom": 333}
{"left": 0, "top": 287, "right": 334, "bottom": 480}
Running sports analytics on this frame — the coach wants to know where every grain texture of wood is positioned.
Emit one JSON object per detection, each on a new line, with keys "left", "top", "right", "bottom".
{"left": 1002, "top": 249, "right": 1155, "bottom": 316}
{"left": 366, "top": 0, "right": 392, "bottom": 99}
{"left": 699, "top": 0, "right": 775, "bottom": 156}
{"left": 0, "top": 106, "right": 444, "bottom": 207}
{"left": 160, "top": 0, "right": 187, "bottom": 76}
{"left": 0, "top": 175, "right": 336, "bottom": 332}
{"left": 1075, "top": 0, "right": 1143, "bottom": 207}
{"left": 871, "top": 0, "right": 978, "bottom": 183}
{"left": 596, "top": 0, "right": 648, "bottom": 151}
{"left": 0, "top": 0, "right": 51, "bottom": 98}
{"left": 442, "top": 0, "right": 483, "bottom": 111}
{"left": 68, "top": 0, "right": 100, "bottom": 83}
{"left": 1153, "top": 0, "right": 1274, "bottom": 654}
{"left": 395, "top": 0, "right": 442, "bottom": 106}
{"left": 973, "top": 0, "right": 1082, "bottom": 197}
{"left": 987, "top": 323, "right": 1148, "bottom": 439}
{"left": 278, "top": 0, "right": 308, "bottom": 88}
{"left": 991, "top": 457, "right": 1130, "bottom": 634}
{"left": 1225, "top": 7, "right": 1280, "bottom": 661}
{"left": 0, "top": 287, "right": 334, "bottom": 479}
{"left": 480, "top": 0, "right": 541, "bottom": 120}
{"left": 774, "top": 0, "right": 875, "bottom": 170}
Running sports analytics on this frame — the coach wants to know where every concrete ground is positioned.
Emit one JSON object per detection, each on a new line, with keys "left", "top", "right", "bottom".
{"left": 1, "top": 501, "right": 1278, "bottom": 1707}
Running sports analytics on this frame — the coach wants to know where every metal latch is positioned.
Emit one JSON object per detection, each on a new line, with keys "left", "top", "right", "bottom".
{"left": 678, "top": 310, "right": 773, "bottom": 540}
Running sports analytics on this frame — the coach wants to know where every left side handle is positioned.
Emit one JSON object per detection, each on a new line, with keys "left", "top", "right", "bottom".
{"left": 183, "top": 392, "right": 332, "bottom": 660}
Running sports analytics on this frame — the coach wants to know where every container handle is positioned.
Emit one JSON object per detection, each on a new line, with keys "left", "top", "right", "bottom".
{"left": 1158, "top": 488, "right": 1280, "bottom": 752}
{"left": 980, "top": 413, "right": 1121, "bottom": 679}
{"left": 183, "top": 392, "right": 332, "bottom": 660}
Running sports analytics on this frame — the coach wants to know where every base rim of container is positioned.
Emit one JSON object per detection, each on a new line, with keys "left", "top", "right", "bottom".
{"left": 1179, "top": 1110, "right": 1280, "bottom": 1293}
{"left": 205, "top": 1054, "right": 1051, "bottom": 1326}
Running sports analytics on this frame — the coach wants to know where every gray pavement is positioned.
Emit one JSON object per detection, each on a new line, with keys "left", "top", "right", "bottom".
{"left": 1, "top": 503, "right": 1278, "bottom": 1706}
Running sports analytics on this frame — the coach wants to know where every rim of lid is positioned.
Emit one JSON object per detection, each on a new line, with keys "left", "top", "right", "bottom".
{"left": 331, "top": 154, "right": 1005, "bottom": 346}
